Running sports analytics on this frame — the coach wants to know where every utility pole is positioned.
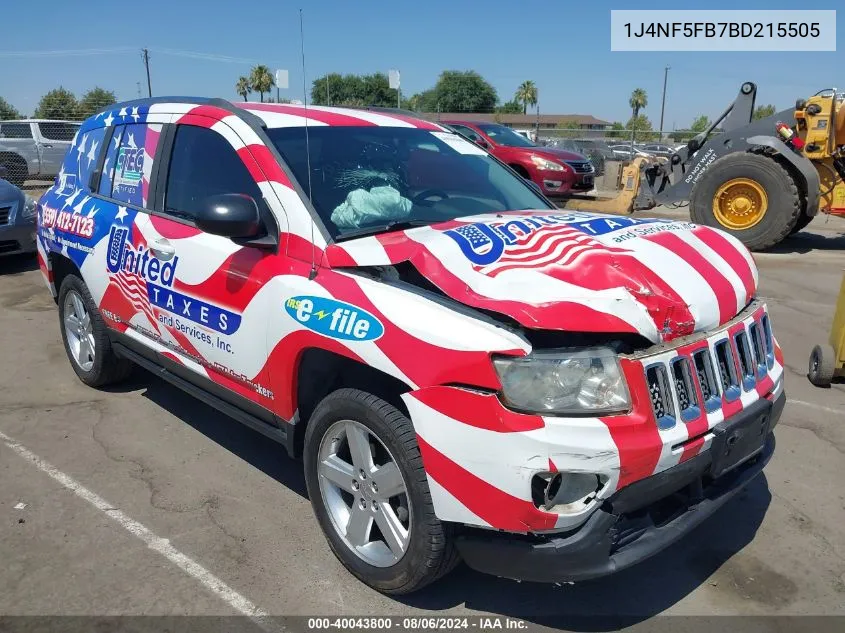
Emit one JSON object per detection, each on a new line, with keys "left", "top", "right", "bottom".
{"left": 658, "top": 65, "right": 670, "bottom": 141}
{"left": 326, "top": 76, "right": 330, "bottom": 106}
{"left": 142, "top": 48, "right": 152, "bottom": 97}
{"left": 136, "top": 82, "right": 141, "bottom": 98}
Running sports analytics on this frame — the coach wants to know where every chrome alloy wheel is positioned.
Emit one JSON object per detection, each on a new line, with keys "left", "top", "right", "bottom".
{"left": 63, "top": 290, "right": 95, "bottom": 372}
{"left": 317, "top": 419, "right": 412, "bottom": 567}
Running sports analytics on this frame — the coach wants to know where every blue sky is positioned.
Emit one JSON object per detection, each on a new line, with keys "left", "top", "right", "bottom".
{"left": 1, "top": 0, "right": 841, "bottom": 128}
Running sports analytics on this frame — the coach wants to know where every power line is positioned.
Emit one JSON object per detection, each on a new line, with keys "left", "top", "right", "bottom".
{"left": 0, "top": 47, "right": 135, "bottom": 57}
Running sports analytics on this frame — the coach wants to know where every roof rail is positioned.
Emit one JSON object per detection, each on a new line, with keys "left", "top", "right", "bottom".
{"left": 92, "top": 97, "right": 265, "bottom": 129}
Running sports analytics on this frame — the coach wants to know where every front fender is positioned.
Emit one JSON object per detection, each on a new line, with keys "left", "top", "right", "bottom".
{"left": 746, "top": 135, "right": 820, "bottom": 216}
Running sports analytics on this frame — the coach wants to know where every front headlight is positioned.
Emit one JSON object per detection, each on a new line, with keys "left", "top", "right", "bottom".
{"left": 21, "top": 195, "right": 37, "bottom": 220}
{"left": 493, "top": 348, "right": 630, "bottom": 415}
{"left": 529, "top": 155, "right": 565, "bottom": 171}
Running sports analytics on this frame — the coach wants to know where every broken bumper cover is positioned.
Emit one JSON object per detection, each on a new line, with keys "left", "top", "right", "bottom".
{"left": 455, "top": 391, "right": 784, "bottom": 583}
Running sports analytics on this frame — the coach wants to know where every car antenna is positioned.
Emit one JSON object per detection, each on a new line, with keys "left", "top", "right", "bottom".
{"left": 300, "top": 8, "right": 318, "bottom": 281}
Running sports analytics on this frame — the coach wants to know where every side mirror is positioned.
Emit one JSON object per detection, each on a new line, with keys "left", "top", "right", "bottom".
{"left": 475, "top": 138, "right": 490, "bottom": 149}
{"left": 194, "top": 193, "right": 262, "bottom": 238}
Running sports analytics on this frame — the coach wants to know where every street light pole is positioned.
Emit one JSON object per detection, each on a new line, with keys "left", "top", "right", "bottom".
{"left": 659, "top": 65, "right": 670, "bottom": 141}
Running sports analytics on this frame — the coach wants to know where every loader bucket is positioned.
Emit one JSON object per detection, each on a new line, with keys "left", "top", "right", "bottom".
{"left": 561, "top": 156, "right": 668, "bottom": 216}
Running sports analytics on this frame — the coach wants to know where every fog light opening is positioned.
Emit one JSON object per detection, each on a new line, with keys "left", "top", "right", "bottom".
{"left": 533, "top": 472, "right": 605, "bottom": 514}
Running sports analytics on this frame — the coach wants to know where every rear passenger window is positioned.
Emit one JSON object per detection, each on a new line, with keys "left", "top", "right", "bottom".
{"left": 0, "top": 123, "right": 32, "bottom": 139}
{"left": 110, "top": 122, "right": 163, "bottom": 208}
{"left": 39, "top": 122, "right": 80, "bottom": 142}
{"left": 164, "top": 125, "right": 262, "bottom": 220}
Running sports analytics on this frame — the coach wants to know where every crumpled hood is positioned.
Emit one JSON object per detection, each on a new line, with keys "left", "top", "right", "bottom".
{"left": 325, "top": 210, "right": 758, "bottom": 343}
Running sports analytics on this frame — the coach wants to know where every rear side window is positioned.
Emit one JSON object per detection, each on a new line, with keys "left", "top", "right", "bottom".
{"left": 164, "top": 125, "right": 262, "bottom": 220}
{"left": 0, "top": 123, "right": 32, "bottom": 139}
{"left": 110, "top": 123, "right": 163, "bottom": 208}
{"left": 39, "top": 122, "right": 80, "bottom": 142}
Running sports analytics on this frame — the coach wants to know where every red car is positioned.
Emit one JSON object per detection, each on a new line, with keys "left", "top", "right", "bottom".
{"left": 442, "top": 121, "right": 595, "bottom": 196}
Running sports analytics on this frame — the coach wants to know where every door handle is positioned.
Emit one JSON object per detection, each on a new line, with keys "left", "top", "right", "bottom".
{"left": 42, "top": 143, "right": 53, "bottom": 148}
{"left": 150, "top": 239, "right": 176, "bottom": 261}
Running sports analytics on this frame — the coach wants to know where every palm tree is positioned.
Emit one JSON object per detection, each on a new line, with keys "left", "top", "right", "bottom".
{"left": 629, "top": 88, "right": 648, "bottom": 118}
{"left": 249, "top": 65, "right": 275, "bottom": 103}
{"left": 515, "top": 80, "right": 538, "bottom": 115}
{"left": 235, "top": 76, "right": 252, "bottom": 102}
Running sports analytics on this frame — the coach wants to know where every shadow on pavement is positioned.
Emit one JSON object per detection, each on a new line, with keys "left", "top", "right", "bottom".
{"left": 399, "top": 476, "right": 772, "bottom": 631}
{"left": 111, "top": 371, "right": 308, "bottom": 499}
{"left": 0, "top": 254, "right": 39, "bottom": 275}
{"left": 767, "top": 229, "right": 845, "bottom": 254}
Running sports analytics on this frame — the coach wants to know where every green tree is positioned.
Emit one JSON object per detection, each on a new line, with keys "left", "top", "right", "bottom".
{"left": 413, "top": 88, "right": 439, "bottom": 112}
{"left": 753, "top": 104, "right": 777, "bottom": 120}
{"left": 77, "top": 87, "right": 116, "bottom": 120}
{"left": 249, "top": 65, "right": 275, "bottom": 103}
{"left": 496, "top": 98, "right": 522, "bottom": 114}
{"left": 690, "top": 114, "right": 710, "bottom": 133}
{"left": 235, "top": 76, "right": 252, "bottom": 101}
{"left": 629, "top": 88, "right": 648, "bottom": 118}
{"left": 515, "top": 80, "right": 538, "bottom": 115}
{"left": 34, "top": 87, "right": 78, "bottom": 120}
{"left": 0, "top": 97, "right": 21, "bottom": 120}
{"left": 310, "top": 73, "right": 394, "bottom": 107}
{"left": 429, "top": 70, "right": 497, "bottom": 113}
{"left": 606, "top": 121, "right": 626, "bottom": 139}
{"left": 626, "top": 114, "right": 655, "bottom": 142}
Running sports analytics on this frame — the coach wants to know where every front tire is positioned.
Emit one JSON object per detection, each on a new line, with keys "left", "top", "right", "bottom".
{"left": 303, "top": 389, "right": 458, "bottom": 594}
{"left": 58, "top": 274, "right": 132, "bottom": 387}
{"left": 690, "top": 152, "right": 801, "bottom": 251}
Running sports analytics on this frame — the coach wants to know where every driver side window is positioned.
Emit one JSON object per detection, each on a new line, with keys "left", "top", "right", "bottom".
{"left": 164, "top": 125, "right": 263, "bottom": 221}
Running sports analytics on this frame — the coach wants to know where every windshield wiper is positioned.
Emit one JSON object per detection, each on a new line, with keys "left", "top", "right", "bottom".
{"left": 335, "top": 219, "right": 438, "bottom": 241}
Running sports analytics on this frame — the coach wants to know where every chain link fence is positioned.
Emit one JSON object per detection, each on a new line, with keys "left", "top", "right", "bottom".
{"left": 1, "top": 94, "right": 116, "bottom": 189}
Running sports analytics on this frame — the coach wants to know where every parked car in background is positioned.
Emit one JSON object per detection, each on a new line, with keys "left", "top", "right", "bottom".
{"left": 0, "top": 176, "right": 37, "bottom": 257}
{"left": 548, "top": 138, "right": 608, "bottom": 176}
{"left": 0, "top": 119, "right": 80, "bottom": 186}
{"left": 442, "top": 121, "right": 595, "bottom": 196}
{"left": 608, "top": 144, "right": 650, "bottom": 160}
{"left": 638, "top": 143, "right": 676, "bottom": 159}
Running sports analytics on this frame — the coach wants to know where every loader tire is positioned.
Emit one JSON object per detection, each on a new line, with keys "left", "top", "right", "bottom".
{"left": 790, "top": 212, "right": 813, "bottom": 235}
{"left": 690, "top": 152, "right": 801, "bottom": 251}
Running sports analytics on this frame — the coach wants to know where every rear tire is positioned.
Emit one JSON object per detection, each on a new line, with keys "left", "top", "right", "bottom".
{"left": 303, "top": 388, "right": 459, "bottom": 594}
{"left": 808, "top": 344, "right": 836, "bottom": 387}
{"left": 790, "top": 212, "right": 813, "bottom": 235}
{"left": 690, "top": 152, "right": 801, "bottom": 251}
{"left": 58, "top": 274, "right": 133, "bottom": 387}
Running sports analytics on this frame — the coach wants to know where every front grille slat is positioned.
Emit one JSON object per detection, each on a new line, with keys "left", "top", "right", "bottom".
{"left": 565, "top": 160, "right": 593, "bottom": 173}
{"left": 0, "top": 206, "right": 10, "bottom": 226}
{"left": 642, "top": 313, "right": 773, "bottom": 427}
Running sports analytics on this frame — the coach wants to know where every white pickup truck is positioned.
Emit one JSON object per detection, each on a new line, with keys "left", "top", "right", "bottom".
{"left": 0, "top": 119, "right": 80, "bottom": 186}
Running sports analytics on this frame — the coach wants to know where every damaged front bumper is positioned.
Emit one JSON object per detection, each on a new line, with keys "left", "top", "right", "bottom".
{"left": 455, "top": 392, "right": 784, "bottom": 583}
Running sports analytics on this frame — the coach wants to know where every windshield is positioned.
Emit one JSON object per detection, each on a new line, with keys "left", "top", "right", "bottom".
{"left": 475, "top": 123, "right": 537, "bottom": 148}
{"left": 267, "top": 126, "right": 553, "bottom": 239}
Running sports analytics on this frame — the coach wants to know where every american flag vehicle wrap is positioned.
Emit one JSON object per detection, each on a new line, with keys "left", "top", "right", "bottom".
{"left": 37, "top": 99, "right": 784, "bottom": 540}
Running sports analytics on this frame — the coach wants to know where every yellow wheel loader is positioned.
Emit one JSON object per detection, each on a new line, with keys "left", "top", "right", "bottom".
{"left": 564, "top": 82, "right": 845, "bottom": 251}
